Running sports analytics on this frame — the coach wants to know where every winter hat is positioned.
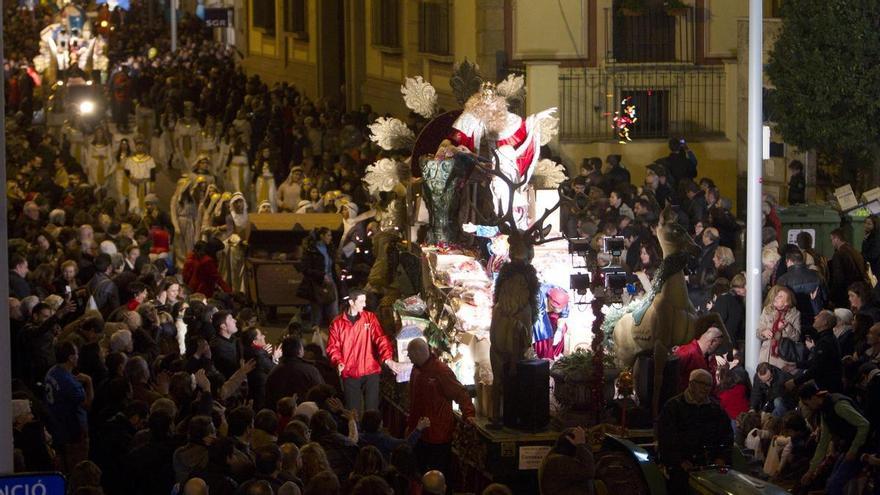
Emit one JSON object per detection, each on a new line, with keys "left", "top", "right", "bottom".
{"left": 547, "top": 288, "right": 570, "bottom": 309}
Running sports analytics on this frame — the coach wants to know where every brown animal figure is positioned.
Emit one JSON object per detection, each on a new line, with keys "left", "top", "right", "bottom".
{"left": 474, "top": 154, "right": 561, "bottom": 427}
{"left": 611, "top": 205, "right": 730, "bottom": 413}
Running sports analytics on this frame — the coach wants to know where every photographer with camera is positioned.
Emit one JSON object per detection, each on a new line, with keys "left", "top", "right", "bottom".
{"left": 665, "top": 137, "right": 698, "bottom": 202}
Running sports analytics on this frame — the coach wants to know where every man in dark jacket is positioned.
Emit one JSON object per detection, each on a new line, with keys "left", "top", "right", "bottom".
{"left": 828, "top": 228, "right": 868, "bottom": 308}
{"left": 787, "top": 310, "right": 843, "bottom": 393}
{"left": 657, "top": 369, "right": 733, "bottom": 493}
{"left": 713, "top": 274, "right": 745, "bottom": 344}
{"left": 92, "top": 400, "right": 149, "bottom": 495}
{"left": 778, "top": 249, "right": 827, "bottom": 332}
{"left": 209, "top": 310, "right": 241, "bottom": 379}
{"left": 265, "top": 336, "right": 324, "bottom": 408}
{"left": 87, "top": 253, "right": 120, "bottom": 319}
{"left": 599, "top": 154, "right": 630, "bottom": 195}
{"left": 750, "top": 362, "right": 796, "bottom": 416}
{"left": 665, "top": 137, "right": 698, "bottom": 199}
{"left": 9, "top": 254, "right": 32, "bottom": 299}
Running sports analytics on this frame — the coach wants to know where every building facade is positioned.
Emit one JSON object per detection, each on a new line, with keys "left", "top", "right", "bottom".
{"left": 236, "top": 0, "right": 794, "bottom": 208}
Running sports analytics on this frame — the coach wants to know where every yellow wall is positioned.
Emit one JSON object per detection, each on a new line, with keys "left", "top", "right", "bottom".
{"left": 513, "top": 0, "right": 587, "bottom": 59}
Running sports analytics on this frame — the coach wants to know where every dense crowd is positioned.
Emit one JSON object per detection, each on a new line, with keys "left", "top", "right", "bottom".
{"left": 5, "top": 2, "right": 880, "bottom": 494}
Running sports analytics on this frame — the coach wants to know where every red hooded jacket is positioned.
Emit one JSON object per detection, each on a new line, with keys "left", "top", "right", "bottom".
{"left": 326, "top": 311, "right": 394, "bottom": 379}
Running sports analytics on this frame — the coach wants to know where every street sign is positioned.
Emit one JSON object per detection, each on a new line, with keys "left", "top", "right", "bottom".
{"left": 204, "top": 8, "right": 234, "bottom": 28}
{"left": 0, "top": 473, "right": 66, "bottom": 494}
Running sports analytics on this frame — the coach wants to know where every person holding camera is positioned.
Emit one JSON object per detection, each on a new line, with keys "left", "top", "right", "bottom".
{"left": 538, "top": 426, "right": 595, "bottom": 495}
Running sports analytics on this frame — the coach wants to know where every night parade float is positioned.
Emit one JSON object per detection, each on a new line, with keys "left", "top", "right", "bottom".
{"left": 359, "top": 61, "right": 789, "bottom": 494}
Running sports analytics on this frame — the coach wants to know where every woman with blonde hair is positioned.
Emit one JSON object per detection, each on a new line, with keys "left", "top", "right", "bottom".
{"left": 299, "top": 442, "right": 333, "bottom": 485}
{"left": 757, "top": 285, "right": 801, "bottom": 369}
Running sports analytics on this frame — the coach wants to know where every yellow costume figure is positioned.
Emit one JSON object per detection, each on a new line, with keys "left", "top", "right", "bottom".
{"left": 124, "top": 138, "right": 157, "bottom": 214}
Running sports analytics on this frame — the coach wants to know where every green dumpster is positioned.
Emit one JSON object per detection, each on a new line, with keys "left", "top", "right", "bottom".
{"left": 778, "top": 205, "right": 841, "bottom": 259}
{"left": 842, "top": 207, "right": 871, "bottom": 252}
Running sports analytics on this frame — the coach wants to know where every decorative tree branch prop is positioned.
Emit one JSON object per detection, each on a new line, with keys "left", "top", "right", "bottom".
{"left": 590, "top": 297, "right": 606, "bottom": 425}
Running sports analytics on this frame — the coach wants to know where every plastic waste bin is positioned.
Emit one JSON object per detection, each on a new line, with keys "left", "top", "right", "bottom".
{"left": 777, "top": 205, "right": 841, "bottom": 259}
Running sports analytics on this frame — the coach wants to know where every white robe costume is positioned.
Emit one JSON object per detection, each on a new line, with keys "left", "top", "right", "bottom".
{"left": 255, "top": 166, "right": 277, "bottom": 213}
{"left": 172, "top": 118, "right": 201, "bottom": 172}
{"left": 85, "top": 142, "right": 113, "bottom": 190}
{"left": 124, "top": 152, "right": 156, "bottom": 214}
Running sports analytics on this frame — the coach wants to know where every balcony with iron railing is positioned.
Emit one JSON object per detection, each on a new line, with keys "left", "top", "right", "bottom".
{"left": 553, "top": 4, "right": 725, "bottom": 142}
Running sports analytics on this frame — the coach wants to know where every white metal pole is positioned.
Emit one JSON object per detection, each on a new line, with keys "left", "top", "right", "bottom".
{"left": 745, "top": 0, "right": 764, "bottom": 376}
{"left": 0, "top": 0, "right": 14, "bottom": 474}
{"left": 171, "top": 0, "right": 178, "bottom": 52}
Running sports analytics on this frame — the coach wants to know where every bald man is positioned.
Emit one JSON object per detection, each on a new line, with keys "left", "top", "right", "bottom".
{"left": 421, "top": 470, "right": 447, "bottom": 495}
{"left": 183, "top": 478, "right": 208, "bottom": 495}
{"left": 673, "top": 326, "right": 724, "bottom": 393}
{"left": 407, "top": 338, "right": 475, "bottom": 475}
{"left": 656, "top": 369, "right": 733, "bottom": 493}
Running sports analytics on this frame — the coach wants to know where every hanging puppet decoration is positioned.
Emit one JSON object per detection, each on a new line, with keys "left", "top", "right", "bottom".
{"left": 612, "top": 96, "right": 638, "bottom": 143}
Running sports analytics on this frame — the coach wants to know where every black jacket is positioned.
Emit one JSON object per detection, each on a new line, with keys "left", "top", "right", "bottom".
{"left": 795, "top": 330, "right": 843, "bottom": 393}
{"left": 264, "top": 356, "right": 325, "bottom": 408}
{"left": 210, "top": 334, "right": 241, "bottom": 379}
{"left": 656, "top": 394, "right": 733, "bottom": 466}
{"left": 862, "top": 231, "right": 880, "bottom": 273}
{"left": 777, "top": 264, "right": 827, "bottom": 331}
{"left": 91, "top": 411, "right": 136, "bottom": 495}
{"left": 9, "top": 271, "right": 32, "bottom": 299}
{"left": 241, "top": 345, "right": 274, "bottom": 410}
{"left": 750, "top": 365, "right": 796, "bottom": 412}
{"left": 713, "top": 291, "right": 745, "bottom": 343}
{"left": 829, "top": 244, "right": 867, "bottom": 308}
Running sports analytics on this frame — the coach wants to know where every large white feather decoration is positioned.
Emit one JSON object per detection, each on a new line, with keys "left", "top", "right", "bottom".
{"left": 368, "top": 117, "right": 416, "bottom": 151}
{"left": 401, "top": 76, "right": 438, "bottom": 119}
{"left": 364, "top": 158, "right": 403, "bottom": 196}
{"left": 538, "top": 114, "right": 559, "bottom": 146}
{"left": 496, "top": 73, "right": 526, "bottom": 99}
{"left": 531, "top": 159, "right": 567, "bottom": 189}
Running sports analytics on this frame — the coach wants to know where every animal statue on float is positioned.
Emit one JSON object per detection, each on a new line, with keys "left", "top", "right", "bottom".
{"left": 473, "top": 158, "right": 563, "bottom": 428}
{"left": 609, "top": 206, "right": 730, "bottom": 414}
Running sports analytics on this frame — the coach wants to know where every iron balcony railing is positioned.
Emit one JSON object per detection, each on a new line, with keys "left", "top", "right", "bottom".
{"left": 558, "top": 65, "right": 726, "bottom": 142}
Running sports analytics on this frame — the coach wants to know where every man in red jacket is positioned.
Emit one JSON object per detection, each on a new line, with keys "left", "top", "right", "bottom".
{"left": 674, "top": 326, "right": 724, "bottom": 394}
{"left": 406, "top": 338, "right": 475, "bottom": 475}
{"left": 326, "top": 289, "right": 395, "bottom": 415}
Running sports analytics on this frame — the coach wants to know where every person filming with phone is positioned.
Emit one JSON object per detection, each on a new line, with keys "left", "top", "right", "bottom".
{"left": 538, "top": 426, "right": 596, "bottom": 495}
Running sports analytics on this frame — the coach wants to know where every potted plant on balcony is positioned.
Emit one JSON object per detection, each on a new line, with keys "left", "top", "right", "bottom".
{"left": 664, "top": 0, "right": 690, "bottom": 16}
{"left": 619, "top": 0, "right": 646, "bottom": 17}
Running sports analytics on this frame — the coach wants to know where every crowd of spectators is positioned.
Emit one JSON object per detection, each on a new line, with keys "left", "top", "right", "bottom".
{"left": 5, "top": 1, "right": 880, "bottom": 494}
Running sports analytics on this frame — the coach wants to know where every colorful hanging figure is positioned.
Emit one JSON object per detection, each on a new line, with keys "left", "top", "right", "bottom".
{"left": 612, "top": 96, "right": 638, "bottom": 143}
{"left": 532, "top": 285, "right": 570, "bottom": 360}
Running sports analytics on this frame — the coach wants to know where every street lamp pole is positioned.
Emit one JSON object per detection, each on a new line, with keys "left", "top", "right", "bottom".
{"left": 0, "top": 0, "right": 14, "bottom": 474}
{"left": 745, "top": 0, "right": 764, "bottom": 376}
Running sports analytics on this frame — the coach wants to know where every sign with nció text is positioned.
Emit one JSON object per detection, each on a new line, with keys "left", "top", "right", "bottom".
{"left": 0, "top": 473, "right": 65, "bottom": 495}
